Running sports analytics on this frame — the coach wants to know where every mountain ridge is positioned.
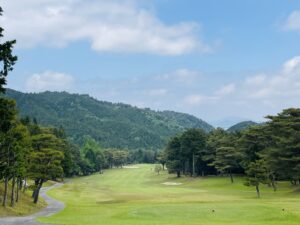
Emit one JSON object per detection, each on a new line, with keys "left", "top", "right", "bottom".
{"left": 5, "top": 89, "right": 214, "bottom": 149}
{"left": 227, "top": 121, "right": 258, "bottom": 133}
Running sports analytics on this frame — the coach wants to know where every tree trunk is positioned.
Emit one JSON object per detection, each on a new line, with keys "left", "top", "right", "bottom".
{"left": 192, "top": 153, "right": 195, "bottom": 177}
{"left": 16, "top": 178, "right": 20, "bottom": 203}
{"left": 177, "top": 170, "right": 181, "bottom": 178}
{"left": 11, "top": 176, "right": 16, "bottom": 207}
{"left": 23, "top": 178, "right": 27, "bottom": 193}
{"left": 271, "top": 174, "right": 277, "bottom": 192}
{"left": 32, "top": 179, "right": 40, "bottom": 198}
{"left": 2, "top": 177, "right": 9, "bottom": 207}
{"left": 33, "top": 180, "right": 44, "bottom": 204}
{"left": 256, "top": 185, "right": 260, "bottom": 198}
{"left": 229, "top": 171, "right": 234, "bottom": 183}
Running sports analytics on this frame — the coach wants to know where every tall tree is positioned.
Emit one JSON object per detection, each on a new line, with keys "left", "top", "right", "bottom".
{"left": 262, "top": 109, "right": 300, "bottom": 184}
{"left": 244, "top": 160, "right": 269, "bottom": 198}
{"left": 180, "top": 129, "right": 207, "bottom": 176}
{"left": 212, "top": 146, "right": 241, "bottom": 183}
{"left": 165, "top": 136, "right": 182, "bottom": 177}
{"left": 29, "top": 130, "right": 64, "bottom": 203}
{"left": 0, "top": 98, "right": 17, "bottom": 207}
{"left": 0, "top": 7, "right": 17, "bottom": 94}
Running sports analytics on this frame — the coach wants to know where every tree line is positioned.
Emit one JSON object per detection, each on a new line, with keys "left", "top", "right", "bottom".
{"left": 0, "top": 110, "right": 159, "bottom": 208}
{"left": 163, "top": 108, "right": 300, "bottom": 198}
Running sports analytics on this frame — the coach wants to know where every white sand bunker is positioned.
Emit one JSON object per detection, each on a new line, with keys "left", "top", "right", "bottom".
{"left": 162, "top": 182, "right": 182, "bottom": 186}
{"left": 123, "top": 165, "right": 139, "bottom": 169}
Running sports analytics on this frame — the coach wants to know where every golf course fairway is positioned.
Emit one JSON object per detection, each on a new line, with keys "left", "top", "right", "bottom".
{"left": 39, "top": 164, "right": 300, "bottom": 225}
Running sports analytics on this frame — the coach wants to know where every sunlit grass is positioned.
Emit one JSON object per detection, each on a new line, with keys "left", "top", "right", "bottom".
{"left": 39, "top": 164, "right": 300, "bottom": 225}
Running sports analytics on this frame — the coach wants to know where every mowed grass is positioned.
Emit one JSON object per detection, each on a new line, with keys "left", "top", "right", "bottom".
{"left": 39, "top": 164, "right": 300, "bottom": 225}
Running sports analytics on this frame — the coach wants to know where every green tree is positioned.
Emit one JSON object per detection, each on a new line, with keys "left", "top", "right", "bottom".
{"left": 212, "top": 147, "right": 241, "bottom": 183}
{"left": 0, "top": 98, "right": 17, "bottom": 207}
{"left": 154, "top": 164, "right": 163, "bottom": 175}
{"left": 157, "top": 151, "right": 167, "bottom": 170}
{"left": 165, "top": 136, "right": 182, "bottom": 177}
{"left": 244, "top": 160, "right": 269, "bottom": 198}
{"left": 180, "top": 129, "right": 207, "bottom": 176}
{"left": 29, "top": 130, "right": 64, "bottom": 203}
{"left": 0, "top": 7, "right": 17, "bottom": 94}
{"left": 262, "top": 109, "right": 300, "bottom": 184}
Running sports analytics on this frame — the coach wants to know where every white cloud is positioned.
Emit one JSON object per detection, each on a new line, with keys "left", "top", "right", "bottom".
{"left": 184, "top": 94, "right": 206, "bottom": 105}
{"left": 245, "top": 74, "right": 266, "bottom": 86}
{"left": 282, "top": 56, "right": 300, "bottom": 74}
{"left": 245, "top": 56, "right": 300, "bottom": 100}
{"left": 26, "top": 71, "right": 74, "bottom": 92}
{"left": 147, "top": 88, "right": 168, "bottom": 97}
{"left": 282, "top": 10, "right": 300, "bottom": 31}
{"left": 1, "top": 0, "right": 211, "bottom": 55}
{"left": 155, "top": 69, "right": 200, "bottom": 84}
{"left": 214, "top": 83, "right": 235, "bottom": 96}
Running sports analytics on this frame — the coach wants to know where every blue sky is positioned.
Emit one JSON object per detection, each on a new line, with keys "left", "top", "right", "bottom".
{"left": 3, "top": 0, "right": 300, "bottom": 127}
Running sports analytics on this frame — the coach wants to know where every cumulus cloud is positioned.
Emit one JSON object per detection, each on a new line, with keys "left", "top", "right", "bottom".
{"left": 0, "top": 0, "right": 211, "bottom": 55}
{"left": 282, "top": 10, "right": 300, "bottom": 31}
{"left": 26, "top": 71, "right": 74, "bottom": 92}
{"left": 244, "top": 56, "right": 300, "bottom": 100}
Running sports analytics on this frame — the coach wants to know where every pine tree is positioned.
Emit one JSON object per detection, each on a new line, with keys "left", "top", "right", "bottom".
{"left": 0, "top": 7, "right": 17, "bottom": 94}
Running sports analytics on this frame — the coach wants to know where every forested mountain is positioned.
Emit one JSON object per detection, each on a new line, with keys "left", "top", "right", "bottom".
{"left": 5, "top": 89, "right": 214, "bottom": 149}
{"left": 227, "top": 121, "right": 258, "bottom": 133}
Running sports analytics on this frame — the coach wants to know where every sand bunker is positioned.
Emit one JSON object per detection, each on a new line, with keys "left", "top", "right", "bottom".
{"left": 162, "top": 182, "right": 182, "bottom": 186}
{"left": 123, "top": 165, "right": 139, "bottom": 169}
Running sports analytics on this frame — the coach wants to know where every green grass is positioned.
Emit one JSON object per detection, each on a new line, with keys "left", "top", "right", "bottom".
{"left": 39, "top": 164, "right": 300, "bottom": 225}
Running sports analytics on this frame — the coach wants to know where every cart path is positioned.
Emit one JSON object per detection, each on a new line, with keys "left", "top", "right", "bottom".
{"left": 0, "top": 183, "right": 64, "bottom": 225}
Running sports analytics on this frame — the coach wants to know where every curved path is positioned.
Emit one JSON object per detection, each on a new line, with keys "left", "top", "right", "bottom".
{"left": 0, "top": 183, "right": 64, "bottom": 225}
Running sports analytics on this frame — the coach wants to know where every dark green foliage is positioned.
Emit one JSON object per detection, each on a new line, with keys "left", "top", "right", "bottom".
{"left": 164, "top": 108, "right": 300, "bottom": 197}
{"left": 0, "top": 7, "right": 17, "bottom": 94}
{"left": 227, "top": 121, "right": 258, "bottom": 133}
{"left": 180, "top": 129, "right": 207, "bottom": 176}
{"left": 165, "top": 136, "right": 182, "bottom": 177}
{"left": 261, "top": 109, "right": 300, "bottom": 182}
{"left": 165, "top": 129, "right": 214, "bottom": 177}
{"left": 244, "top": 160, "right": 269, "bottom": 198}
{"left": 212, "top": 147, "right": 241, "bottom": 183}
{"left": 209, "top": 131, "right": 242, "bottom": 182}
{"left": 5, "top": 89, "right": 214, "bottom": 149}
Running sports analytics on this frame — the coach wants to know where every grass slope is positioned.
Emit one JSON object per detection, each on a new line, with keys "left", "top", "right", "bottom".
{"left": 0, "top": 183, "right": 46, "bottom": 217}
{"left": 39, "top": 164, "right": 300, "bottom": 225}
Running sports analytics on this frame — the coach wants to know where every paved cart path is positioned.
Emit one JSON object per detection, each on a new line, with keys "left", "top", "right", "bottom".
{"left": 0, "top": 183, "right": 64, "bottom": 225}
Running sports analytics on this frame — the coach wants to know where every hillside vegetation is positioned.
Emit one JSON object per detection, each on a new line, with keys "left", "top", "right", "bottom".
{"left": 5, "top": 89, "right": 213, "bottom": 149}
{"left": 227, "top": 121, "right": 258, "bottom": 133}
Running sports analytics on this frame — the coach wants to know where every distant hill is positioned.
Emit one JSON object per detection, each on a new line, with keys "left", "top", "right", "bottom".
{"left": 227, "top": 121, "right": 258, "bottom": 133}
{"left": 5, "top": 89, "right": 214, "bottom": 149}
